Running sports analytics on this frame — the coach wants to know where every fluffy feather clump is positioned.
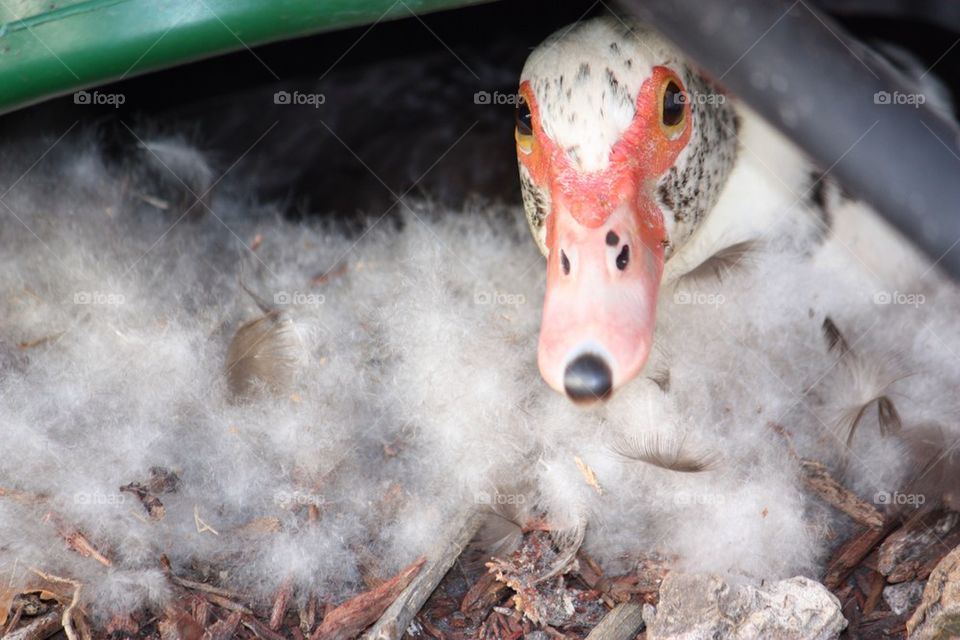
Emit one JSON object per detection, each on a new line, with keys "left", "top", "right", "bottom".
{"left": 0, "top": 133, "right": 958, "bottom": 620}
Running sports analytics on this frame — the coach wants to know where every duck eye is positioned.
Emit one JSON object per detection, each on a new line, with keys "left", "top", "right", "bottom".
{"left": 616, "top": 245, "right": 630, "bottom": 271}
{"left": 515, "top": 97, "right": 534, "bottom": 154}
{"left": 515, "top": 99, "right": 533, "bottom": 135}
{"left": 660, "top": 79, "right": 686, "bottom": 131}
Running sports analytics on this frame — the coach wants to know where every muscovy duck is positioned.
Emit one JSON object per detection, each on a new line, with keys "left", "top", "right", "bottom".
{"left": 514, "top": 15, "right": 926, "bottom": 402}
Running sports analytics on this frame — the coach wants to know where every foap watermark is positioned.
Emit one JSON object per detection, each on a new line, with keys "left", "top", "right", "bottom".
{"left": 474, "top": 90, "right": 524, "bottom": 106}
{"left": 874, "top": 490, "right": 926, "bottom": 508}
{"left": 274, "top": 490, "right": 325, "bottom": 508}
{"left": 874, "top": 91, "right": 926, "bottom": 108}
{"left": 74, "top": 491, "right": 127, "bottom": 507}
{"left": 474, "top": 490, "right": 526, "bottom": 506}
{"left": 274, "top": 290, "right": 325, "bottom": 306}
{"left": 474, "top": 290, "right": 526, "bottom": 307}
{"left": 874, "top": 290, "right": 925, "bottom": 308}
{"left": 677, "top": 92, "right": 726, "bottom": 106}
{"left": 273, "top": 90, "right": 326, "bottom": 108}
{"left": 673, "top": 491, "right": 726, "bottom": 506}
{"left": 74, "top": 291, "right": 125, "bottom": 306}
{"left": 673, "top": 290, "right": 725, "bottom": 307}
{"left": 74, "top": 90, "right": 126, "bottom": 108}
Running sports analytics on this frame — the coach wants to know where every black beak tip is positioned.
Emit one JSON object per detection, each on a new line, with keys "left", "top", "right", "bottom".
{"left": 563, "top": 354, "right": 613, "bottom": 403}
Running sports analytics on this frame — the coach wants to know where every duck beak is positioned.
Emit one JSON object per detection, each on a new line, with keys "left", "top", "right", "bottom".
{"left": 538, "top": 199, "right": 665, "bottom": 402}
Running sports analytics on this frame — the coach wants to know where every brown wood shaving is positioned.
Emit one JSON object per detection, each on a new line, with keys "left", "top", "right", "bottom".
{"left": 44, "top": 514, "right": 112, "bottom": 567}
{"left": 206, "top": 611, "right": 242, "bottom": 640}
{"left": 27, "top": 569, "right": 82, "bottom": 640}
{"left": 242, "top": 614, "right": 288, "bottom": 640}
{"left": 879, "top": 512, "right": 960, "bottom": 584}
{"left": 824, "top": 524, "right": 897, "bottom": 590}
{"left": 159, "top": 605, "right": 204, "bottom": 640}
{"left": 799, "top": 459, "right": 884, "bottom": 528}
{"left": 310, "top": 555, "right": 425, "bottom": 640}
{"left": 204, "top": 593, "right": 253, "bottom": 615}
{"left": 2, "top": 608, "right": 63, "bottom": 640}
{"left": 270, "top": 578, "right": 294, "bottom": 630}
{"left": 461, "top": 571, "right": 510, "bottom": 620}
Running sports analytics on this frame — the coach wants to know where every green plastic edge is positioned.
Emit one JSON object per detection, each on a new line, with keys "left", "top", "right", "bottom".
{"left": 0, "top": 0, "right": 492, "bottom": 116}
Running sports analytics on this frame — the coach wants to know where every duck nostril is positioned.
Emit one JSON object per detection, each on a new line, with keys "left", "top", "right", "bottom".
{"left": 561, "top": 249, "right": 571, "bottom": 275}
{"left": 564, "top": 354, "right": 613, "bottom": 402}
{"left": 616, "top": 245, "right": 630, "bottom": 271}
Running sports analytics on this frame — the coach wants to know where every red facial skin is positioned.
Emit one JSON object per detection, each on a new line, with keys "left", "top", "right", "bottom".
{"left": 517, "top": 67, "right": 692, "bottom": 398}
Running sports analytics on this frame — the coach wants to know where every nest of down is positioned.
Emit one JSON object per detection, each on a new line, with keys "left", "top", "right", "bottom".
{"left": 0, "top": 134, "right": 959, "bottom": 637}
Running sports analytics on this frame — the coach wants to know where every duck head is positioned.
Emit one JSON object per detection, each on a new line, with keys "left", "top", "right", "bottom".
{"left": 517, "top": 17, "right": 739, "bottom": 402}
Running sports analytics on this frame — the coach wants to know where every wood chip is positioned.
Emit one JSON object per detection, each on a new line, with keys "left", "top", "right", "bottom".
{"left": 363, "top": 509, "right": 485, "bottom": 640}
{"left": 204, "top": 594, "right": 253, "bottom": 615}
{"left": 44, "top": 514, "right": 112, "bottom": 567}
{"left": 862, "top": 570, "right": 885, "bottom": 616}
{"left": 574, "top": 552, "right": 605, "bottom": 591}
{"left": 158, "top": 554, "right": 248, "bottom": 604}
{"left": 1, "top": 608, "right": 62, "bottom": 640}
{"left": 3, "top": 602, "right": 25, "bottom": 634}
{"left": 242, "top": 614, "right": 287, "bottom": 640}
{"left": 312, "top": 555, "right": 425, "bottom": 640}
{"left": 270, "top": 577, "right": 294, "bottom": 630}
{"left": 799, "top": 459, "right": 884, "bottom": 528}
{"left": 205, "top": 611, "right": 242, "bottom": 640}
{"left": 824, "top": 524, "right": 895, "bottom": 590}
{"left": 607, "top": 556, "right": 671, "bottom": 605}
{"left": 105, "top": 613, "right": 139, "bottom": 637}
{"left": 192, "top": 599, "right": 210, "bottom": 628}
{"left": 159, "top": 606, "right": 204, "bottom": 640}
{"left": 27, "top": 570, "right": 81, "bottom": 640}
{"left": 584, "top": 601, "right": 645, "bottom": 640}
{"left": 487, "top": 531, "right": 605, "bottom": 628}
{"left": 906, "top": 544, "right": 960, "bottom": 639}
{"left": 460, "top": 571, "right": 509, "bottom": 621}
{"left": 573, "top": 551, "right": 616, "bottom": 609}
{"left": 857, "top": 609, "right": 906, "bottom": 637}
{"left": 879, "top": 511, "right": 960, "bottom": 583}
